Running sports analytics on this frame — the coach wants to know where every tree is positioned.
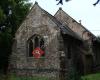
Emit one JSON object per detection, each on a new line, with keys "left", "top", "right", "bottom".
{"left": 0, "top": 0, "right": 31, "bottom": 74}
{"left": 56, "top": 0, "right": 70, "bottom": 5}
{"left": 56, "top": 0, "right": 100, "bottom": 6}
{"left": 93, "top": 0, "right": 100, "bottom": 6}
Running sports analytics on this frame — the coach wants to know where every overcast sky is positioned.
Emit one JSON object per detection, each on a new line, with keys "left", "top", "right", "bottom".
{"left": 30, "top": 0, "right": 100, "bottom": 36}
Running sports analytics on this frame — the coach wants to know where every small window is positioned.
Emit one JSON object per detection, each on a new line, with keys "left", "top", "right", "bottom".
{"left": 27, "top": 35, "right": 45, "bottom": 57}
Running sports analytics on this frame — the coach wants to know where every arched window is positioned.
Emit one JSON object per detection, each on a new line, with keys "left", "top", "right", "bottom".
{"left": 27, "top": 35, "right": 45, "bottom": 57}
{"left": 34, "top": 36, "right": 39, "bottom": 48}
{"left": 40, "top": 38, "right": 45, "bottom": 56}
{"left": 28, "top": 40, "right": 33, "bottom": 57}
{"left": 40, "top": 38, "right": 44, "bottom": 50}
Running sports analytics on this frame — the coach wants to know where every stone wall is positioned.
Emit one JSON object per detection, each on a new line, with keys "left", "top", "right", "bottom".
{"left": 10, "top": 3, "right": 62, "bottom": 79}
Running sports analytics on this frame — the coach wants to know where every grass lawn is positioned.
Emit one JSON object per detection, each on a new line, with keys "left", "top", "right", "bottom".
{"left": 9, "top": 76, "right": 51, "bottom": 80}
{"left": 0, "top": 74, "right": 55, "bottom": 80}
{"left": 1, "top": 73, "right": 100, "bottom": 80}
{"left": 81, "top": 73, "right": 100, "bottom": 80}
{"left": 7, "top": 74, "right": 56, "bottom": 80}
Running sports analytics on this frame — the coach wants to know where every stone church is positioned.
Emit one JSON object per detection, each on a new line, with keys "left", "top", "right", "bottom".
{"left": 9, "top": 2, "right": 100, "bottom": 80}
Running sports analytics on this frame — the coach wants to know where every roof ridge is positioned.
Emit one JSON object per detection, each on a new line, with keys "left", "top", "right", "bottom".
{"left": 38, "top": 5, "right": 83, "bottom": 41}
{"left": 54, "top": 8, "right": 97, "bottom": 40}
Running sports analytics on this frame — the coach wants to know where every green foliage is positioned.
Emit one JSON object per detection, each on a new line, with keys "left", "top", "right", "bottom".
{"left": 11, "top": 0, "right": 32, "bottom": 34}
{"left": 0, "top": 7, "right": 6, "bottom": 24}
{"left": 0, "top": 0, "right": 31, "bottom": 73}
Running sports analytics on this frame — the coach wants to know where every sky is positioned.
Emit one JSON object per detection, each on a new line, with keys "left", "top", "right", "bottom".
{"left": 30, "top": 0, "right": 100, "bottom": 36}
